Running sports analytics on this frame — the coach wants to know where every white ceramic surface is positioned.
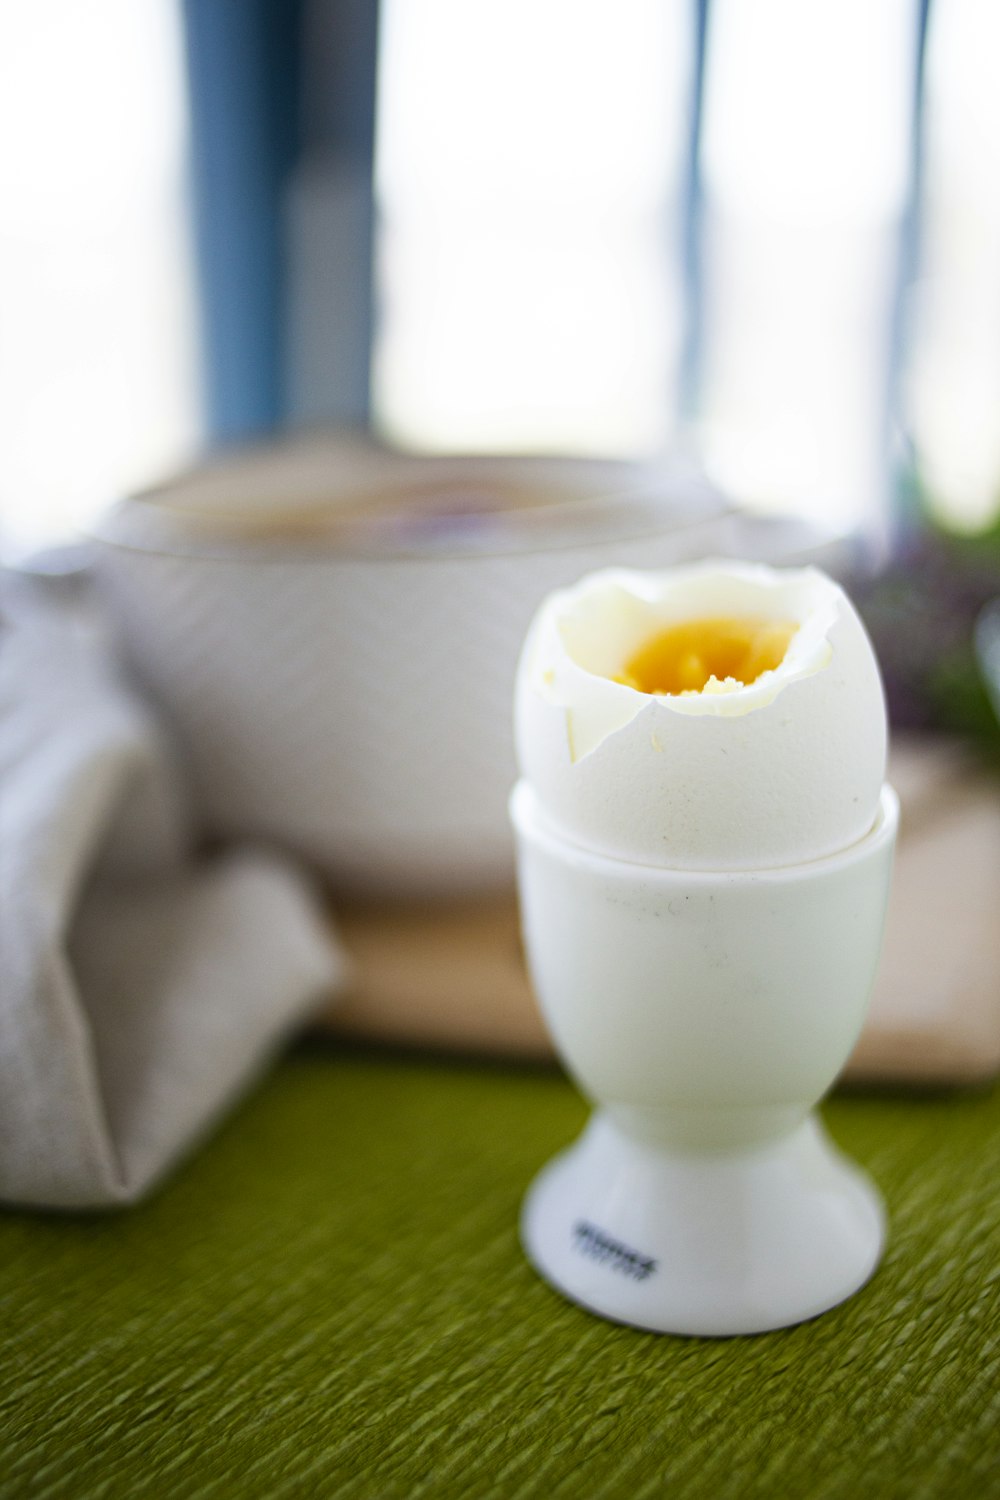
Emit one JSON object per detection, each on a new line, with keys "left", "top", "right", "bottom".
{"left": 511, "top": 782, "right": 898, "bottom": 1335}
{"left": 90, "top": 442, "right": 831, "bottom": 896}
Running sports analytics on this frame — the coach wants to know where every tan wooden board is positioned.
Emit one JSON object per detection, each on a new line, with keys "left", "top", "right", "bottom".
{"left": 321, "top": 738, "right": 1000, "bottom": 1086}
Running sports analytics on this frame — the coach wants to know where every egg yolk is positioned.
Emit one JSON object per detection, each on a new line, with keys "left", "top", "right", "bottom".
{"left": 617, "top": 617, "right": 798, "bottom": 696}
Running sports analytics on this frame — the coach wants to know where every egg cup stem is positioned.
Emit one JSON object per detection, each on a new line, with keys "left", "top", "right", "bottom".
{"left": 521, "top": 1109, "right": 885, "bottom": 1337}
{"left": 512, "top": 782, "right": 899, "bottom": 1337}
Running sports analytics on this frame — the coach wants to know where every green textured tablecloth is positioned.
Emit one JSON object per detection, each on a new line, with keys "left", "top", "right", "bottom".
{"left": 2, "top": 1046, "right": 997, "bottom": 1499}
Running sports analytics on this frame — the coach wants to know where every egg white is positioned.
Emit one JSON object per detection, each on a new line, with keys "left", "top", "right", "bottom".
{"left": 514, "top": 560, "right": 887, "bottom": 871}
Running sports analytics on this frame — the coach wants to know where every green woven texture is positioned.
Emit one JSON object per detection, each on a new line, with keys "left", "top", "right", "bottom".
{"left": 2, "top": 1046, "right": 998, "bottom": 1499}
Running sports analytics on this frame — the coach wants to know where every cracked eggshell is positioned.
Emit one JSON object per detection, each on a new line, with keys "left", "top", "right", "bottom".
{"left": 514, "top": 560, "right": 887, "bottom": 870}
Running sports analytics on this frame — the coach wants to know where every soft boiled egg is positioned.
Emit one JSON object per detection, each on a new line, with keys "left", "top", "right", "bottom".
{"left": 514, "top": 560, "right": 887, "bottom": 870}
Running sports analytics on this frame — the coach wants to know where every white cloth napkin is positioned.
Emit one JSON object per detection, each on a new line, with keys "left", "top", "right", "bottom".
{"left": 0, "top": 570, "right": 345, "bottom": 1208}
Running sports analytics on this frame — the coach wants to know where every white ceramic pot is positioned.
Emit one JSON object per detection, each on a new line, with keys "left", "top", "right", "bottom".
{"left": 511, "top": 780, "right": 899, "bottom": 1335}
{"left": 90, "top": 438, "right": 792, "bottom": 896}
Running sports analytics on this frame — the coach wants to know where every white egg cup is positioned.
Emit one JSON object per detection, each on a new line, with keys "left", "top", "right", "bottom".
{"left": 511, "top": 780, "right": 899, "bottom": 1337}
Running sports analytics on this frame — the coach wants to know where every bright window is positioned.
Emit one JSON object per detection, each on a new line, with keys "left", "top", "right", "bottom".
{"left": 905, "top": 0, "right": 1000, "bottom": 533}
{"left": 0, "top": 0, "right": 200, "bottom": 558}
{"left": 373, "top": 0, "right": 693, "bottom": 457}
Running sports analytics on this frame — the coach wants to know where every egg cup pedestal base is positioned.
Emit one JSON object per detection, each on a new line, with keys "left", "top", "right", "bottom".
{"left": 521, "top": 1110, "right": 885, "bottom": 1337}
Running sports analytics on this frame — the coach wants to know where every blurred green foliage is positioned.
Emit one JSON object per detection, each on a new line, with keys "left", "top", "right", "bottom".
{"left": 851, "top": 485, "right": 1000, "bottom": 753}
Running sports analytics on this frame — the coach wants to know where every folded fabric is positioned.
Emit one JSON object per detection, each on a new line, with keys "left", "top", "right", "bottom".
{"left": 0, "top": 569, "right": 345, "bottom": 1209}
